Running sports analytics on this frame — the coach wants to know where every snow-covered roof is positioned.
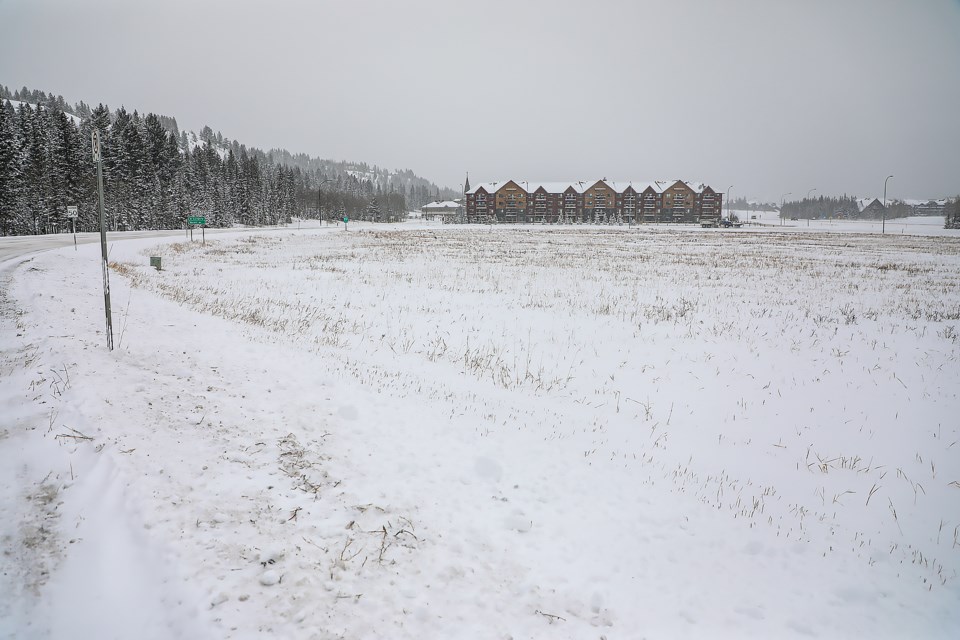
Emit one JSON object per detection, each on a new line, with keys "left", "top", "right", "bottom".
{"left": 422, "top": 200, "right": 461, "bottom": 210}
{"left": 618, "top": 181, "right": 656, "bottom": 193}
{"left": 524, "top": 181, "right": 581, "bottom": 194}
{"left": 902, "top": 198, "right": 948, "bottom": 207}
{"left": 466, "top": 179, "right": 712, "bottom": 196}
{"left": 465, "top": 181, "right": 500, "bottom": 195}
{"left": 572, "top": 180, "right": 609, "bottom": 193}
{"left": 857, "top": 198, "right": 882, "bottom": 211}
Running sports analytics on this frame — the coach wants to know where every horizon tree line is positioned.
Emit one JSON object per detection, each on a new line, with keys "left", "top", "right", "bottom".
{"left": 0, "top": 85, "right": 457, "bottom": 236}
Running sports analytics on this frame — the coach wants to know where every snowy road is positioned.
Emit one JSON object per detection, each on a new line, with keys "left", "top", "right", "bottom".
{"left": 0, "top": 230, "right": 170, "bottom": 265}
{"left": 0, "top": 226, "right": 293, "bottom": 266}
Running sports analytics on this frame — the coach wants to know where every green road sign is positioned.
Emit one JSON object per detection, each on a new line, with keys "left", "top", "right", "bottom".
{"left": 188, "top": 216, "right": 206, "bottom": 225}
{"left": 343, "top": 216, "right": 349, "bottom": 223}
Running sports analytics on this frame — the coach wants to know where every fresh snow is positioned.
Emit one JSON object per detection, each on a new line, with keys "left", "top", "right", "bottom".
{"left": 2, "top": 222, "right": 959, "bottom": 639}
{"left": 183, "top": 130, "right": 230, "bottom": 159}
{"left": 737, "top": 210, "right": 956, "bottom": 237}
{"left": 3, "top": 99, "right": 82, "bottom": 125}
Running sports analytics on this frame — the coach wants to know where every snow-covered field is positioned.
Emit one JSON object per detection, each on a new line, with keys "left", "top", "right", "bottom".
{"left": 2, "top": 223, "right": 959, "bottom": 639}
{"left": 739, "top": 209, "right": 954, "bottom": 237}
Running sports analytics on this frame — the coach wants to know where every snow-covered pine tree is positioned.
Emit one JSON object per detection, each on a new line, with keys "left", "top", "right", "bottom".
{"left": 157, "top": 131, "right": 180, "bottom": 228}
{"left": 21, "top": 104, "right": 51, "bottom": 234}
{"left": 224, "top": 149, "right": 240, "bottom": 225}
{"left": 114, "top": 110, "right": 150, "bottom": 229}
{"left": 366, "top": 197, "right": 381, "bottom": 222}
{"left": 143, "top": 113, "right": 170, "bottom": 229}
{"left": 946, "top": 198, "right": 960, "bottom": 229}
{"left": 50, "top": 110, "right": 84, "bottom": 233}
{"left": 107, "top": 107, "right": 135, "bottom": 230}
{"left": 239, "top": 150, "right": 263, "bottom": 226}
{"left": 0, "top": 100, "right": 20, "bottom": 235}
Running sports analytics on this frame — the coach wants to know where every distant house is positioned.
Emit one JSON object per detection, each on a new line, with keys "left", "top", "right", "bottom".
{"left": 911, "top": 199, "right": 948, "bottom": 216}
{"left": 422, "top": 200, "right": 462, "bottom": 222}
{"left": 856, "top": 198, "right": 886, "bottom": 218}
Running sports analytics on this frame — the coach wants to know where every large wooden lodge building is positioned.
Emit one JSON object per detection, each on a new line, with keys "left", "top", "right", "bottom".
{"left": 464, "top": 178, "right": 723, "bottom": 224}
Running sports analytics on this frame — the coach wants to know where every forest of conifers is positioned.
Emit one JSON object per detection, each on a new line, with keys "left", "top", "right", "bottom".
{"left": 0, "top": 86, "right": 455, "bottom": 236}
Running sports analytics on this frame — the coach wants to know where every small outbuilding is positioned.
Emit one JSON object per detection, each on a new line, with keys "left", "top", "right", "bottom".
{"left": 422, "top": 200, "right": 463, "bottom": 222}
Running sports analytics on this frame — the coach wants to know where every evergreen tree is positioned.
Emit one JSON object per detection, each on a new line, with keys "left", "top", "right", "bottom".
{"left": 0, "top": 85, "right": 454, "bottom": 235}
{"left": 143, "top": 113, "right": 170, "bottom": 228}
{"left": 50, "top": 110, "right": 84, "bottom": 233}
{"left": 112, "top": 109, "right": 151, "bottom": 229}
{"left": 946, "top": 197, "right": 960, "bottom": 229}
{"left": 0, "top": 100, "right": 20, "bottom": 235}
{"left": 224, "top": 148, "right": 240, "bottom": 223}
{"left": 22, "top": 104, "right": 51, "bottom": 234}
{"left": 165, "top": 135, "right": 187, "bottom": 226}
{"left": 366, "top": 197, "right": 381, "bottom": 222}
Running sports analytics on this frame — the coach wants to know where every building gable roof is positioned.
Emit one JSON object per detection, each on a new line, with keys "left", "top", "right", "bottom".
{"left": 467, "top": 179, "right": 715, "bottom": 196}
{"left": 495, "top": 179, "right": 526, "bottom": 194}
{"left": 662, "top": 180, "right": 693, "bottom": 193}
{"left": 422, "top": 200, "right": 461, "bottom": 210}
{"left": 575, "top": 179, "right": 614, "bottom": 194}
{"left": 466, "top": 182, "right": 499, "bottom": 195}
{"left": 526, "top": 181, "right": 578, "bottom": 194}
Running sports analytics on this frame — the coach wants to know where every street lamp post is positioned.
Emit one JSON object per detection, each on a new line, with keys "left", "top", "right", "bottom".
{"left": 726, "top": 185, "right": 733, "bottom": 221}
{"left": 883, "top": 175, "right": 893, "bottom": 234}
{"left": 780, "top": 192, "right": 792, "bottom": 226}
{"left": 806, "top": 188, "right": 817, "bottom": 227}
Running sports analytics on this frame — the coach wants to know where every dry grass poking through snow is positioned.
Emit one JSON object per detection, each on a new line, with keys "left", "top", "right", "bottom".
{"left": 117, "top": 227, "right": 960, "bottom": 604}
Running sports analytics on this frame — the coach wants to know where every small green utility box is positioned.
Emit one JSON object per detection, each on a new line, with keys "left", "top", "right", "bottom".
{"left": 150, "top": 256, "right": 162, "bottom": 271}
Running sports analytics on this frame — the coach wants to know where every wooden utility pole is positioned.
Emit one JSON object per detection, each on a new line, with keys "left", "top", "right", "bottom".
{"left": 92, "top": 130, "right": 114, "bottom": 350}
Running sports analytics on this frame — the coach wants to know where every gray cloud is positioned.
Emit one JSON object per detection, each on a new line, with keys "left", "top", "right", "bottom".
{"left": 1, "top": 0, "right": 958, "bottom": 201}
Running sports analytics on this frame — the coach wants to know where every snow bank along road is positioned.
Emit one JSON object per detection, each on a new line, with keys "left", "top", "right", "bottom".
{"left": 2, "top": 223, "right": 959, "bottom": 639}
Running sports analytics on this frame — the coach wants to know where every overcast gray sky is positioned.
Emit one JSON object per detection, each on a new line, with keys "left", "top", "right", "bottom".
{"left": 1, "top": 0, "right": 958, "bottom": 201}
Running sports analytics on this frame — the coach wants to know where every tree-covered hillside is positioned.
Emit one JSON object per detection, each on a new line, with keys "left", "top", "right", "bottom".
{"left": 0, "top": 84, "right": 457, "bottom": 236}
